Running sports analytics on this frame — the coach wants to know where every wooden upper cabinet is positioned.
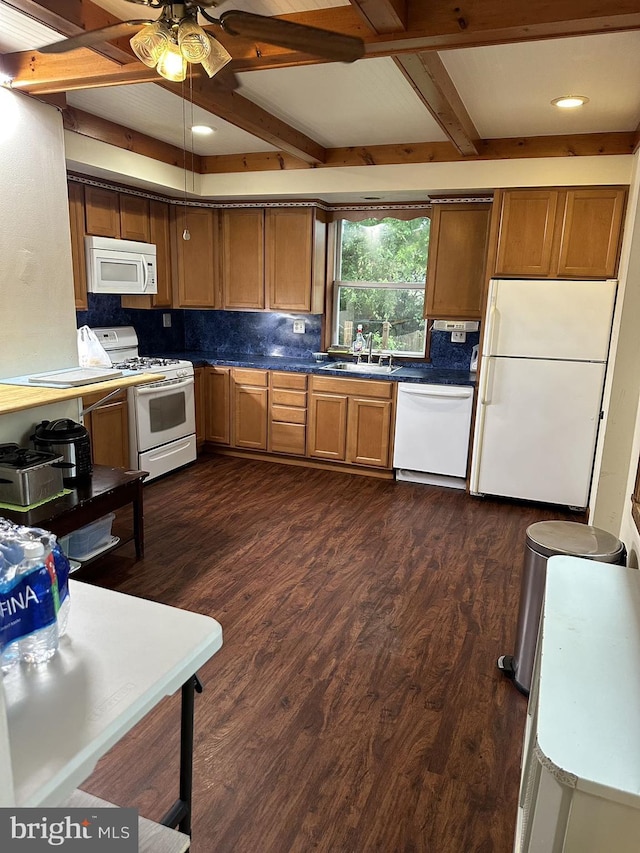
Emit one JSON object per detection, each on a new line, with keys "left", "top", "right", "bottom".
{"left": 171, "top": 206, "right": 218, "bottom": 307}
{"left": 494, "top": 190, "right": 559, "bottom": 277}
{"left": 557, "top": 188, "right": 627, "bottom": 278}
{"left": 120, "top": 194, "right": 151, "bottom": 242}
{"left": 121, "top": 199, "right": 172, "bottom": 309}
{"left": 425, "top": 203, "right": 491, "bottom": 319}
{"left": 67, "top": 182, "right": 87, "bottom": 310}
{"left": 265, "top": 208, "right": 326, "bottom": 313}
{"left": 493, "top": 187, "right": 627, "bottom": 279}
{"left": 84, "top": 185, "right": 121, "bottom": 237}
{"left": 221, "top": 209, "right": 265, "bottom": 309}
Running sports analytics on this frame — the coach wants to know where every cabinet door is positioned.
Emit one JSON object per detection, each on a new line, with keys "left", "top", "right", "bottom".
{"left": 346, "top": 397, "right": 393, "bottom": 468}
{"left": 67, "top": 182, "right": 87, "bottom": 310}
{"left": 557, "top": 188, "right": 626, "bottom": 278}
{"left": 494, "top": 190, "right": 559, "bottom": 277}
{"left": 233, "top": 385, "right": 268, "bottom": 450}
{"left": 172, "top": 207, "right": 218, "bottom": 307}
{"left": 84, "top": 396, "right": 129, "bottom": 469}
{"left": 194, "top": 367, "right": 205, "bottom": 448}
{"left": 308, "top": 393, "right": 348, "bottom": 460}
{"left": 121, "top": 200, "right": 172, "bottom": 309}
{"left": 119, "top": 194, "right": 150, "bottom": 242}
{"left": 266, "top": 208, "right": 314, "bottom": 312}
{"left": 425, "top": 203, "right": 491, "bottom": 319}
{"left": 221, "top": 209, "right": 265, "bottom": 309}
{"left": 205, "top": 367, "right": 230, "bottom": 444}
{"left": 84, "top": 185, "right": 120, "bottom": 237}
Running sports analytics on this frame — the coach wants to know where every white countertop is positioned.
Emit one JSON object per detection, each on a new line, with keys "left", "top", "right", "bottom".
{"left": 2, "top": 580, "right": 222, "bottom": 807}
{"left": 537, "top": 555, "right": 640, "bottom": 805}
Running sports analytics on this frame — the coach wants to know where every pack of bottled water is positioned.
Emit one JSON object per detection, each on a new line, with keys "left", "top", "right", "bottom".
{"left": 0, "top": 517, "right": 71, "bottom": 673}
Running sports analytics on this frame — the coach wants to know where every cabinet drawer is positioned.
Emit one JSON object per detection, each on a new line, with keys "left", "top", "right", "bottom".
{"left": 271, "top": 389, "right": 306, "bottom": 408}
{"left": 310, "top": 375, "right": 393, "bottom": 400}
{"left": 270, "top": 422, "right": 306, "bottom": 455}
{"left": 271, "top": 371, "right": 307, "bottom": 390}
{"left": 232, "top": 368, "right": 268, "bottom": 387}
{"left": 271, "top": 404, "right": 307, "bottom": 424}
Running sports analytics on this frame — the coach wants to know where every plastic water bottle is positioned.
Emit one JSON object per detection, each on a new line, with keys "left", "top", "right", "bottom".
{"left": 0, "top": 551, "right": 20, "bottom": 674}
{"left": 17, "top": 541, "right": 59, "bottom": 664}
{"left": 52, "top": 541, "right": 71, "bottom": 635}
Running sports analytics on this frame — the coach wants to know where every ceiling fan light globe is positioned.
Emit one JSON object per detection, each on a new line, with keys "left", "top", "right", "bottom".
{"left": 177, "top": 19, "right": 211, "bottom": 63}
{"left": 130, "top": 21, "right": 170, "bottom": 68}
{"left": 156, "top": 41, "right": 188, "bottom": 82}
{"left": 200, "top": 35, "right": 232, "bottom": 78}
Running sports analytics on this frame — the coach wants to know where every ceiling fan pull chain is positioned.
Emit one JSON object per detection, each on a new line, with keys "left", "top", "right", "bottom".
{"left": 181, "top": 76, "right": 190, "bottom": 241}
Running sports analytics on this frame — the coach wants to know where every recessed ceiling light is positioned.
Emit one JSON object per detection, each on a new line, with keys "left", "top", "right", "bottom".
{"left": 0, "top": 74, "right": 12, "bottom": 87}
{"left": 551, "top": 95, "right": 589, "bottom": 109}
{"left": 191, "top": 125, "right": 215, "bottom": 135}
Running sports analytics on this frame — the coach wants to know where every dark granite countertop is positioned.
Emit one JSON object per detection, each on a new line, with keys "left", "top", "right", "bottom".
{"left": 157, "top": 351, "right": 477, "bottom": 386}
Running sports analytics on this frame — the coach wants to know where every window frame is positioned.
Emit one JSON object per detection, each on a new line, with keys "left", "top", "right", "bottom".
{"left": 329, "top": 214, "right": 431, "bottom": 360}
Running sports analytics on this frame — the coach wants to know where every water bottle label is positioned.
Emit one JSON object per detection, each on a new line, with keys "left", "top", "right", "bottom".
{"left": 0, "top": 566, "right": 57, "bottom": 648}
{"left": 52, "top": 543, "right": 70, "bottom": 604}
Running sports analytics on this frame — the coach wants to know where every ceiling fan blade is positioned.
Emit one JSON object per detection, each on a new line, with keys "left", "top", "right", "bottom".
{"left": 38, "top": 20, "right": 152, "bottom": 54}
{"left": 218, "top": 11, "right": 365, "bottom": 63}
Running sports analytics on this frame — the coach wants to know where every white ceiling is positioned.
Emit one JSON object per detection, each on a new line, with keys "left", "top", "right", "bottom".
{"left": 1, "top": 2, "right": 639, "bottom": 173}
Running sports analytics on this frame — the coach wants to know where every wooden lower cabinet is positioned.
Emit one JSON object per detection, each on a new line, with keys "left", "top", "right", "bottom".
{"left": 308, "top": 392, "right": 348, "bottom": 460}
{"left": 347, "top": 397, "right": 393, "bottom": 468}
{"left": 269, "top": 371, "right": 307, "bottom": 456}
{"left": 308, "top": 376, "right": 395, "bottom": 470}
{"left": 204, "top": 368, "right": 395, "bottom": 474}
{"left": 205, "top": 366, "right": 230, "bottom": 445}
{"left": 232, "top": 368, "right": 268, "bottom": 450}
{"left": 82, "top": 390, "right": 129, "bottom": 469}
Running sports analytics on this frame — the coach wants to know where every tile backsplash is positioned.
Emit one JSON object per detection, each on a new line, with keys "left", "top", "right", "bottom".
{"left": 76, "top": 296, "right": 477, "bottom": 368}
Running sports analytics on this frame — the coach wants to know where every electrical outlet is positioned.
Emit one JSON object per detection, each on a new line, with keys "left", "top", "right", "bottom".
{"left": 451, "top": 331, "right": 466, "bottom": 343}
{"left": 162, "top": 313, "right": 171, "bottom": 328}
{"left": 293, "top": 320, "right": 306, "bottom": 334}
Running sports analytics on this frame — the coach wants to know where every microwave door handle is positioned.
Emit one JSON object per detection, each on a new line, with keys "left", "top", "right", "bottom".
{"left": 136, "top": 377, "right": 193, "bottom": 395}
{"left": 141, "top": 256, "right": 149, "bottom": 291}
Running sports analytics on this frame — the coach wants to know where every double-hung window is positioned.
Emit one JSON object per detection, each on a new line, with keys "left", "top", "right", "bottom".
{"left": 333, "top": 215, "right": 430, "bottom": 357}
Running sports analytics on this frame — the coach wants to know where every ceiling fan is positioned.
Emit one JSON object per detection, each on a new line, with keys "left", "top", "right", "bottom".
{"left": 37, "top": 1, "right": 366, "bottom": 83}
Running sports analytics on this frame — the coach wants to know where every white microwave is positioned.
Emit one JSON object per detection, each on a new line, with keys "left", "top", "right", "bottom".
{"left": 85, "top": 235, "right": 157, "bottom": 295}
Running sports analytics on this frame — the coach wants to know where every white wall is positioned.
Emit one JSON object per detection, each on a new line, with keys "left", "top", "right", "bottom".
{"left": 590, "top": 148, "right": 640, "bottom": 545}
{"left": 0, "top": 89, "right": 79, "bottom": 444}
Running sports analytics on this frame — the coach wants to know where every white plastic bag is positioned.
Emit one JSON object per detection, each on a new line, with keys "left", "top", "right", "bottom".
{"left": 77, "top": 325, "right": 112, "bottom": 368}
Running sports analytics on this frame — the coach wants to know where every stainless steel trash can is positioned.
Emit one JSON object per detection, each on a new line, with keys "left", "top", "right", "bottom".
{"left": 498, "top": 520, "right": 626, "bottom": 695}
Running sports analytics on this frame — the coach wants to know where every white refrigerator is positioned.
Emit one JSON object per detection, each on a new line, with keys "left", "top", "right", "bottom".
{"left": 470, "top": 278, "right": 617, "bottom": 509}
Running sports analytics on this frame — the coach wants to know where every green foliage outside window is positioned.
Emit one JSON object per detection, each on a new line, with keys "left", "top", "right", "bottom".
{"left": 336, "top": 217, "right": 430, "bottom": 354}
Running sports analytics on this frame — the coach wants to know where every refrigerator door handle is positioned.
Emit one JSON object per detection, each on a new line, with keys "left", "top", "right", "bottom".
{"left": 480, "top": 355, "right": 495, "bottom": 405}
{"left": 485, "top": 291, "right": 500, "bottom": 357}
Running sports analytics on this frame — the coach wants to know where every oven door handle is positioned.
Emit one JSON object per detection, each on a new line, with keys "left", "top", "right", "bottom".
{"left": 135, "top": 377, "right": 194, "bottom": 395}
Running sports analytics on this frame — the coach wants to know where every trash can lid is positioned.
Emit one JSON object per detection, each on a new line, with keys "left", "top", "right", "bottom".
{"left": 526, "top": 520, "right": 624, "bottom": 561}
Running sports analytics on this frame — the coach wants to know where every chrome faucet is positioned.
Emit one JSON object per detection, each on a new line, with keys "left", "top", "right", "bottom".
{"left": 366, "top": 332, "right": 374, "bottom": 363}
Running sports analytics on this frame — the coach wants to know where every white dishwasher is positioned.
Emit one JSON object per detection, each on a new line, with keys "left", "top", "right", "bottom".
{"left": 393, "top": 383, "right": 474, "bottom": 488}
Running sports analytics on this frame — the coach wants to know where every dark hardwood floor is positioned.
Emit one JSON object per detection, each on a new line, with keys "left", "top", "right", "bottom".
{"left": 78, "top": 454, "right": 577, "bottom": 853}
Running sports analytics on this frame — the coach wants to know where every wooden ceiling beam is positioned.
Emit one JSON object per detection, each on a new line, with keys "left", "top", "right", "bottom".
{"left": 348, "top": 0, "right": 408, "bottom": 33}
{"left": 200, "top": 132, "right": 637, "bottom": 173}
{"left": 222, "top": 2, "right": 640, "bottom": 70}
{"left": 394, "top": 53, "right": 480, "bottom": 156}
{"left": 62, "top": 106, "right": 202, "bottom": 171}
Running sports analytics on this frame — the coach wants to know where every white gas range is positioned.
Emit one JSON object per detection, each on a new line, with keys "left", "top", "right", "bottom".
{"left": 91, "top": 326, "right": 196, "bottom": 481}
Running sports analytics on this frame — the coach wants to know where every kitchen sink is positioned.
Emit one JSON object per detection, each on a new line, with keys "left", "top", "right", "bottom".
{"left": 320, "top": 361, "right": 401, "bottom": 375}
